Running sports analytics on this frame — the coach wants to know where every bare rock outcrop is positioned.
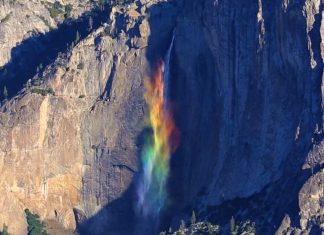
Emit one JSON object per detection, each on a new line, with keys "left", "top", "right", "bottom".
{"left": 0, "top": 92, "right": 85, "bottom": 234}
{"left": 299, "top": 169, "right": 324, "bottom": 231}
{"left": 0, "top": 0, "right": 100, "bottom": 67}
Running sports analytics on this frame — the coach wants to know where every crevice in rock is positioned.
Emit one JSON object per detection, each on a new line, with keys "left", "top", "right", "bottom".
{"left": 308, "top": 1, "right": 324, "bottom": 130}
{"left": 100, "top": 55, "right": 118, "bottom": 100}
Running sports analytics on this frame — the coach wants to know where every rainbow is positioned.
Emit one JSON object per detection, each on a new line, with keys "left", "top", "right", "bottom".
{"left": 137, "top": 59, "right": 179, "bottom": 216}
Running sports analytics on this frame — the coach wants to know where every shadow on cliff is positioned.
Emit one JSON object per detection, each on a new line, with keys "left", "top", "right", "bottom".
{"left": 77, "top": 129, "right": 170, "bottom": 235}
{"left": 0, "top": 4, "right": 111, "bottom": 100}
{"left": 196, "top": 1, "right": 324, "bottom": 234}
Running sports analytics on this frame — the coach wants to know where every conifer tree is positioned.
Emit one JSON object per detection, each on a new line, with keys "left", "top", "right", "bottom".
{"left": 3, "top": 86, "right": 8, "bottom": 99}
{"left": 191, "top": 210, "right": 196, "bottom": 225}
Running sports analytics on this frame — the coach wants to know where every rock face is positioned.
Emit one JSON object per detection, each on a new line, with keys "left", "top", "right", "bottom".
{"left": 299, "top": 169, "right": 324, "bottom": 231}
{"left": 168, "top": 0, "right": 324, "bottom": 233}
{"left": 0, "top": 0, "right": 97, "bottom": 67}
{"left": 0, "top": 0, "right": 324, "bottom": 234}
{"left": 0, "top": 0, "right": 174, "bottom": 234}
{"left": 174, "top": 0, "right": 319, "bottom": 203}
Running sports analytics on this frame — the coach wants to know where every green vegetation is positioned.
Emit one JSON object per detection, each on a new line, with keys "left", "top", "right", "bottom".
{"left": 36, "top": 63, "right": 43, "bottom": 73}
{"left": 79, "top": 94, "right": 86, "bottom": 98}
{"left": 230, "top": 218, "right": 256, "bottom": 235}
{"left": 77, "top": 62, "right": 84, "bottom": 70}
{"left": 3, "top": 86, "right": 8, "bottom": 99}
{"left": 44, "top": 1, "right": 73, "bottom": 19}
{"left": 8, "top": 0, "right": 16, "bottom": 5}
{"left": 160, "top": 213, "right": 219, "bottom": 235}
{"left": 97, "top": 0, "right": 128, "bottom": 7}
{"left": 31, "top": 88, "right": 54, "bottom": 96}
{"left": 38, "top": 15, "right": 50, "bottom": 28}
{"left": 95, "top": 0, "right": 105, "bottom": 11}
{"left": 241, "top": 221, "right": 256, "bottom": 234}
{"left": 24, "top": 79, "right": 32, "bottom": 89}
{"left": 46, "top": 1, "right": 64, "bottom": 18}
{"left": 1, "top": 13, "right": 11, "bottom": 23}
{"left": 25, "top": 209, "right": 50, "bottom": 235}
{"left": 230, "top": 216, "right": 238, "bottom": 235}
{"left": 179, "top": 220, "right": 186, "bottom": 234}
{"left": 0, "top": 224, "right": 11, "bottom": 235}
{"left": 64, "top": 4, "right": 73, "bottom": 18}
{"left": 111, "top": 0, "right": 128, "bottom": 6}
{"left": 191, "top": 211, "right": 196, "bottom": 225}
{"left": 75, "top": 30, "right": 80, "bottom": 44}
{"left": 160, "top": 212, "right": 256, "bottom": 235}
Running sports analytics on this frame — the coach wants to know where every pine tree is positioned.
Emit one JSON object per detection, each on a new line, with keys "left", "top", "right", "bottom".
{"left": 191, "top": 211, "right": 196, "bottom": 225}
{"left": 179, "top": 220, "right": 186, "bottom": 235}
{"left": 75, "top": 30, "right": 80, "bottom": 44}
{"left": 88, "top": 16, "right": 93, "bottom": 31}
{"left": 230, "top": 216, "right": 238, "bottom": 235}
{"left": 3, "top": 86, "right": 8, "bottom": 99}
{"left": 36, "top": 63, "right": 43, "bottom": 73}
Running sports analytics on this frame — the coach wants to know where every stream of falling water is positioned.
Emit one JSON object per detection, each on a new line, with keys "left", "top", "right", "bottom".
{"left": 136, "top": 33, "right": 179, "bottom": 218}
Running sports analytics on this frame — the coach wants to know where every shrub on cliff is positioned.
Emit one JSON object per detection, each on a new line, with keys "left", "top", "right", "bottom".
{"left": 64, "top": 4, "right": 73, "bottom": 18}
{"left": 24, "top": 209, "right": 49, "bottom": 235}
{"left": 0, "top": 224, "right": 11, "bottom": 235}
{"left": 48, "top": 1, "right": 64, "bottom": 18}
{"left": 31, "top": 88, "right": 54, "bottom": 96}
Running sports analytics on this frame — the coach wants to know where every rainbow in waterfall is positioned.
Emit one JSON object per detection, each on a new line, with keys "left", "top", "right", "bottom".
{"left": 137, "top": 36, "right": 179, "bottom": 216}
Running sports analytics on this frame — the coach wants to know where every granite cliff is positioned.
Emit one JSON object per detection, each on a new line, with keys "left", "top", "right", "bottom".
{"left": 0, "top": 0, "right": 323, "bottom": 234}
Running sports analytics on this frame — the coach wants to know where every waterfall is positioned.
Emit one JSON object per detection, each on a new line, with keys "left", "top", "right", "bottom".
{"left": 162, "top": 31, "right": 175, "bottom": 108}
{"left": 136, "top": 31, "right": 179, "bottom": 219}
